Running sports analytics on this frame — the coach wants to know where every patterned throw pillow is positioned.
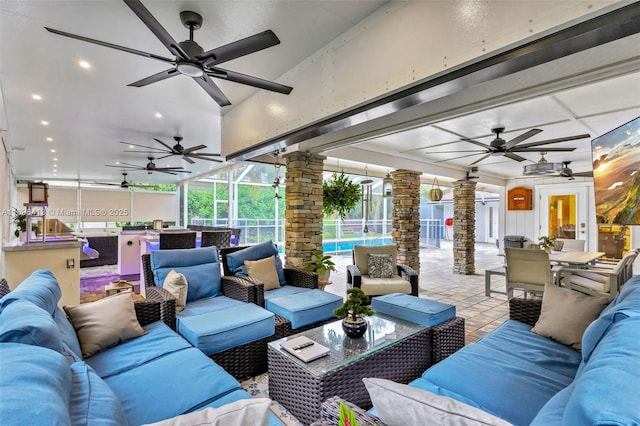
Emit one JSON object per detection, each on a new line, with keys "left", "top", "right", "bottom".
{"left": 368, "top": 254, "right": 394, "bottom": 278}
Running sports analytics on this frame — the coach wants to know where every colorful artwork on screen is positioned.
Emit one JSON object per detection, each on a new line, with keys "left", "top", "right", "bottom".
{"left": 591, "top": 116, "right": 640, "bottom": 225}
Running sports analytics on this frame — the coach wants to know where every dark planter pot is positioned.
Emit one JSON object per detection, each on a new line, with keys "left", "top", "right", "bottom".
{"left": 342, "top": 318, "right": 367, "bottom": 338}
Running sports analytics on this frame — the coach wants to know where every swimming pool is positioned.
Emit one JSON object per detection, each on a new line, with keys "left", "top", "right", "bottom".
{"left": 322, "top": 238, "right": 392, "bottom": 254}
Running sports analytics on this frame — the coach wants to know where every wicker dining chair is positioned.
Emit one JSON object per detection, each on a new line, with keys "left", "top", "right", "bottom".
{"left": 159, "top": 231, "right": 197, "bottom": 250}
{"left": 201, "top": 230, "right": 232, "bottom": 249}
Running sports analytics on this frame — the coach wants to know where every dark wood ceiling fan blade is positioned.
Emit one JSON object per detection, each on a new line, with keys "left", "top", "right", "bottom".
{"left": 434, "top": 152, "right": 487, "bottom": 164}
{"left": 186, "top": 154, "right": 222, "bottom": 162}
{"left": 573, "top": 171, "right": 594, "bottom": 177}
{"left": 105, "top": 164, "right": 142, "bottom": 170}
{"left": 128, "top": 69, "right": 179, "bottom": 87}
{"left": 45, "top": 27, "right": 175, "bottom": 64}
{"left": 209, "top": 68, "right": 293, "bottom": 94}
{"left": 516, "top": 134, "right": 591, "bottom": 149}
{"left": 427, "top": 150, "right": 487, "bottom": 154}
{"left": 193, "top": 75, "right": 231, "bottom": 106}
{"left": 504, "top": 152, "right": 527, "bottom": 162}
{"left": 181, "top": 144, "right": 207, "bottom": 154}
{"left": 189, "top": 152, "right": 221, "bottom": 157}
{"left": 120, "top": 141, "right": 166, "bottom": 152}
{"left": 505, "top": 128, "right": 543, "bottom": 149}
{"left": 123, "top": 0, "right": 189, "bottom": 60}
{"left": 182, "top": 156, "right": 195, "bottom": 164}
{"left": 156, "top": 153, "right": 174, "bottom": 160}
{"left": 470, "top": 154, "right": 491, "bottom": 165}
{"left": 461, "top": 138, "right": 491, "bottom": 149}
{"left": 156, "top": 168, "right": 191, "bottom": 173}
{"left": 199, "top": 30, "right": 280, "bottom": 66}
{"left": 153, "top": 138, "right": 175, "bottom": 152}
{"left": 123, "top": 150, "right": 167, "bottom": 154}
{"left": 514, "top": 147, "right": 577, "bottom": 152}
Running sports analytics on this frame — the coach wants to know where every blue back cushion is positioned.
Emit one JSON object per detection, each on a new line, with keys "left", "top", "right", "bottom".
{"left": 53, "top": 307, "right": 83, "bottom": 360}
{"left": 0, "top": 299, "right": 64, "bottom": 354}
{"left": 69, "top": 362, "right": 128, "bottom": 426}
{"left": 0, "top": 269, "right": 61, "bottom": 315}
{"left": 150, "top": 247, "right": 222, "bottom": 302}
{"left": 226, "top": 241, "right": 285, "bottom": 285}
{"left": 0, "top": 343, "right": 72, "bottom": 425}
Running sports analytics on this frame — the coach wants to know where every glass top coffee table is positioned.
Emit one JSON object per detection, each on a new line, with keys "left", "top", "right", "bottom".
{"left": 267, "top": 313, "right": 431, "bottom": 425}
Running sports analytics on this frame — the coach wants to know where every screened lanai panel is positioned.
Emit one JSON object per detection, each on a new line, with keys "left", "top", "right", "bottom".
{"left": 80, "top": 189, "right": 131, "bottom": 222}
{"left": 132, "top": 191, "right": 177, "bottom": 222}
{"left": 17, "top": 186, "right": 78, "bottom": 221}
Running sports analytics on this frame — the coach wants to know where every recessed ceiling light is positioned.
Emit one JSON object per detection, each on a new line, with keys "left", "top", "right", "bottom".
{"left": 129, "top": 145, "right": 134, "bottom": 149}
{"left": 115, "top": 161, "right": 120, "bottom": 165}
{"left": 32, "top": 94, "right": 43, "bottom": 101}
{"left": 78, "top": 60, "right": 91, "bottom": 69}
{"left": 50, "top": 149, "right": 56, "bottom": 153}
{"left": 155, "top": 112, "right": 163, "bottom": 119}
{"left": 53, "top": 157, "right": 58, "bottom": 161}
{"left": 46, "top": 137, "right": 53, "bottom": 142}
{"left": 40, "top": 120, "right": 49, "bottom": 126}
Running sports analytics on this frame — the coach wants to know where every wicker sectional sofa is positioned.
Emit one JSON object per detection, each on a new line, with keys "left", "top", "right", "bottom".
{"left": 317, "top": 276, "right": 640, "bottom": 425}
{"left": 0, "top": 271, "right": 284, "bottom": 425}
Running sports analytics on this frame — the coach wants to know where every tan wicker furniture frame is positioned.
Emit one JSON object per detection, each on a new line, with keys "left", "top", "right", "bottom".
{"left": 268, "top": 314, "right": 464, "bottom": 425}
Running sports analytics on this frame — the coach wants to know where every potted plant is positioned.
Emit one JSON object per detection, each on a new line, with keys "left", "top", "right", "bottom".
{"left": 11, "top": 208, "right": 28, "bottom": 240}
{"left": 333, "top": 288, "right": 374, "bottom": 338}
{"left": 323, "top": 171, "right": 361, "bottom": 220}
{"left": 304, "top": 252, "right": 336, "bottom": 284}
{"left": 538, "top": 235, "right": 557, "bottom": 253}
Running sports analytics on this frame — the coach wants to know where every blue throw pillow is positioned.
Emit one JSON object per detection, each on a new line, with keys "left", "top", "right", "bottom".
{"left": 0, "top": 270, "right": 61, "bottom": 315}
{"left": 226, "top": 241, "right": 286, "bottom": 285}
{"left": 151, "top": 247, "right": 222, "bottom": 302}
{"left": 0, "top": 299, "right": 64, "bottom": 354}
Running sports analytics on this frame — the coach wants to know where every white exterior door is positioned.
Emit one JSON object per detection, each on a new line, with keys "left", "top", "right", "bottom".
{"left": 537, "top": 183, "right": 596, "bottom": 250}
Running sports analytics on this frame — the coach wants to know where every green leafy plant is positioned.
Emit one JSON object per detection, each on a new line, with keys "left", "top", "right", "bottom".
{"left": 538, "top": 235, "right": 557, "bottom": 249}
{"left": 304, "top": 252, "right": 336, "bottom": 277}
{"left": 11, "top": 208, "right": 27, "bottom": 238}
{"left": 323, "top": 172, "right": 361, "bottom": 220}
{"left": 339, "top": 402, "right": 359, "bottom": 426}
{"left": 333, "top": 288, "right": 374, "bottom": 323}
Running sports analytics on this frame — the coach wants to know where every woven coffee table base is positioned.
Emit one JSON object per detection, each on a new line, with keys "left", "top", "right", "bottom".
{"left": 268, "top": 328, "right": 431, "bottom": 425}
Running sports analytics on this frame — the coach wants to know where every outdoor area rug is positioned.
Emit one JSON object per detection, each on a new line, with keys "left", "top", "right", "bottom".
{"left": 241, "top": 373, "right": 303, "bottom": 425}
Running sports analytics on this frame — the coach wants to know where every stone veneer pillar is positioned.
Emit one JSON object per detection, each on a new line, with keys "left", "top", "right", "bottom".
{"left": 391, "top": 170, "right": 421, "bottom": 273}
{"left": 283, "top": 151, "right": 325, "bottom": 268}
{"left": 452, "top": 179, "right": 477, "bottom": 274}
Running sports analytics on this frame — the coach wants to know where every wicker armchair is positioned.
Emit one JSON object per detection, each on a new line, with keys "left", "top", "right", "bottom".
{"left": 159, "top": 231, "right": 196, "bottom": 250}
{"left": 347, "top": 245, "right": 419, "bottom": 298}
{"left": 220, "top": 245, "right": 338, "bottom": 338}
{"left": 201, "top": 230, "right": 232, "bottom": 249}
{"left": 0, "top": 278, "right": 10, "bottom": 298}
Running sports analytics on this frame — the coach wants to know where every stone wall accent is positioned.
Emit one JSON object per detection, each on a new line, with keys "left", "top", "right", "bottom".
{"left": 391, "top": 170, "right": 421, "bottom": 273}
{"left": 453, "top": 179, "right": 477, "bottom": 274}
{"left": 284, "top": 152, "right": 325, "bottom": 268}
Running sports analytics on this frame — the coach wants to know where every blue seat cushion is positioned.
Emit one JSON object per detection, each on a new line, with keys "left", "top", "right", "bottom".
{"left": 0, "top": 269, "right": 61, "bottom": 315}
{"left": 263, "top": 285, "right": 308, "bottom": 301}
{"left": 178, "top": 304, "right": 275, "bottom": 355}
{"left": 266, "top": 288, "right": 343, "bottom": 329}
{"left": 564, "top": 315, "right": 640, "bottom": 425}
{"left": 371, "top": 293, "right": 455, "bottom": 327}
{"left": 420, "top": 320, "right": 581, "bottom": 425}
{"left": 69, "top": 362, "right": 128, "bottom": 426}
{"left": 0, "top": 343, "right": 71, "bottom": 425}
{"left": 0, "top": 299, "right": 63, "bottom": 354}
{"left": 150, "top": 247, "right": 222, "bottom": 302}
{"left": 530, "top": 383, "right": 575, "bottom": 426}
{"left": 104, "top": 347, "right": 241, "bottom": 425}
{"left": 86, "top": 321, "right": 191, "bottom": 379}
{"left": 226, "top": 241, "right": 286, "bottom": 285}
{"left": 178, "top": 295, "right": 246, "bottom": 318}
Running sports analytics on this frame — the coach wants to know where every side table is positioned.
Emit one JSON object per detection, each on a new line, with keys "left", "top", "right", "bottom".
{"left": 105, "top": 280, "right": 134, "bottom": 296}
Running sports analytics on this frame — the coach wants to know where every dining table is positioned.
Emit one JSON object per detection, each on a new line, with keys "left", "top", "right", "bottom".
{"left": 549, "top": 251, "right": 605, "bottom": 267}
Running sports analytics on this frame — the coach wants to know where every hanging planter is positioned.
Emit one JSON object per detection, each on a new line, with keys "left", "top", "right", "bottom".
{"left": 429, "top": 177, "right": 443, "bottom": 201}
{"left": 323, "top": 172, "right": 361, "bottom": 220}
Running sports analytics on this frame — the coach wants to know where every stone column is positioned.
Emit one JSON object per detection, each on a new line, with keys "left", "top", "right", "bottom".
{"left": 391, "top": 170, "right": 421, "bottom": 273}
{"left": 284, "top": 152, "right": 325, "bottom": 268}
{"left": 453, "top": 179, "right": 477, "bottom": 274}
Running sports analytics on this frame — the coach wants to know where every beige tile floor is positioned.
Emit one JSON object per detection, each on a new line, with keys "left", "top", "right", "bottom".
{"left": 322, "top": 240, "right": 509, "bottom": 344}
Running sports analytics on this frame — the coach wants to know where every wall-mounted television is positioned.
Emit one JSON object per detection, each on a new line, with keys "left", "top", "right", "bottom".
{"left": 591, "top": 116, "right": 640, "bottom": 225}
